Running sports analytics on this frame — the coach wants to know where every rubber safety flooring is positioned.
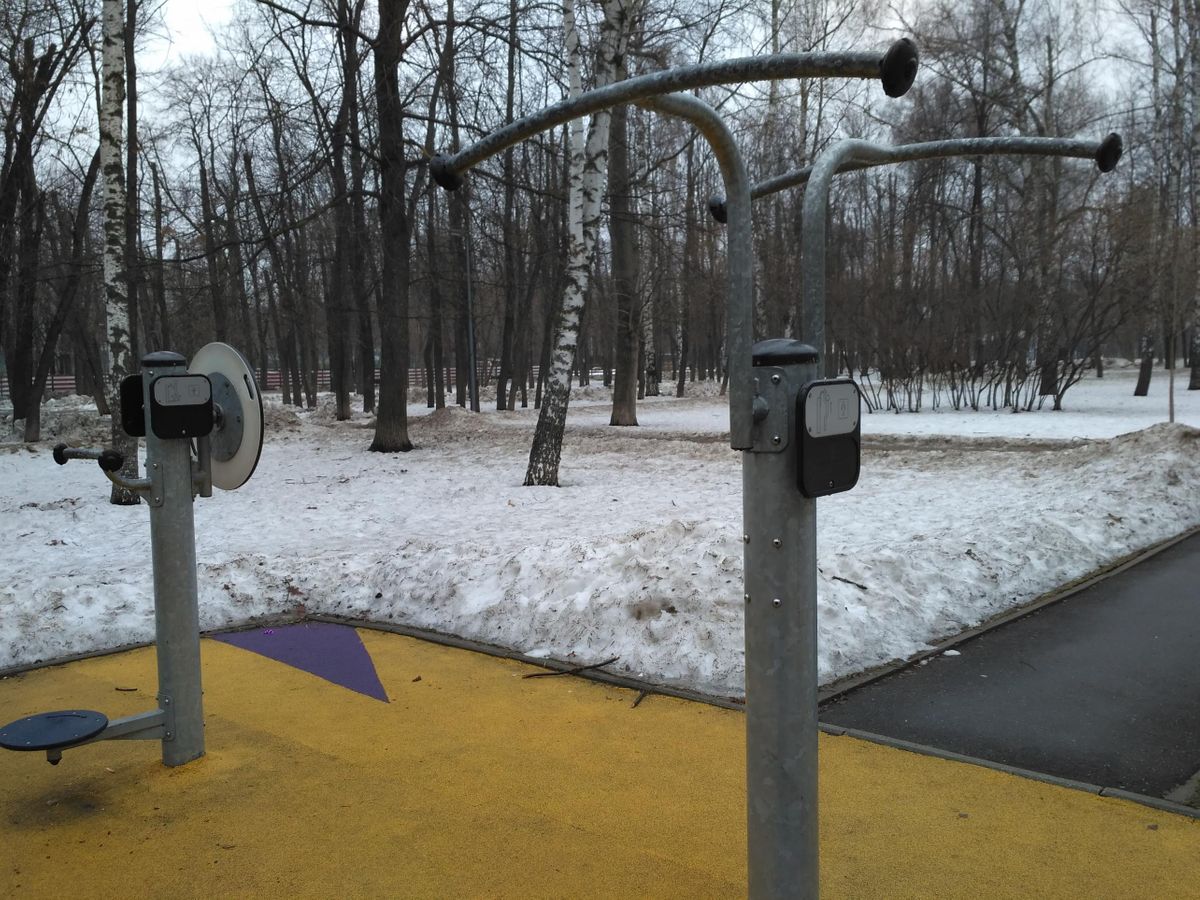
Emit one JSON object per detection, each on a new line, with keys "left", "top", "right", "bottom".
{"left": 821, "top": 532, "right": 1200, "bottom": 801}
{"left": 2, "top": 622, "right": 1199, "bottom": 898}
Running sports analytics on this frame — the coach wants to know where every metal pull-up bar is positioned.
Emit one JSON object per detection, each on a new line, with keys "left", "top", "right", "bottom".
{"left": 429, "top": 40, "right": 918, "bottom": 452}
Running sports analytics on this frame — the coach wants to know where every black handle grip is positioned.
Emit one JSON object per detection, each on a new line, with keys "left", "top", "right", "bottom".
{"left": 880, "top": 38, "right": 919, "bottom": 98}
{"left": 98, "top": 450, "right": 124, "bottom": 473}
{"left": 430, "top": 154, "right": 464, "bottom": 191}
{"left": 1096, "top": 133, "right": 1123, "bottom": 173}
{"left": 53, "top": 443, "right": 70, "bottom": 465}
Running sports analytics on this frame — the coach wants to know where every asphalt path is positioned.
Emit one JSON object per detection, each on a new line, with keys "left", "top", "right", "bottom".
{"left": 821, "top": 531, "right": 1200, "bottom": 799}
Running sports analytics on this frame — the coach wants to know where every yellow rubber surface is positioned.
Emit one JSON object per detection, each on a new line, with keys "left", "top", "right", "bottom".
{"left": 1, "top": 627, "right": 1198, "bottom": 898}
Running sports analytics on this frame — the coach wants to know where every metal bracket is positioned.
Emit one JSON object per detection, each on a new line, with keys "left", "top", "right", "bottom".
{"left": 156, "top": 694, "right": 177, "bottom": 742}
{"left": 42, "top": 709, "right": 167, "bottom": 764}
{"left": 97, "top": 709, "right": 167, "bottom": 742}
{"left": 748, "top": 368, "right": 792, "bottom": 454}
{"left": 144, "top": 458, "right": 166, "bottom": 507}
{"left": 193, "top": 436, "right": 214, "bottom": 498}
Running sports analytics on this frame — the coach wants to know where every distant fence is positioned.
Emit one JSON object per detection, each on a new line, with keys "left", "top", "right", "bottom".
{"left": 0, "top": 375, "right": 77, "bottom": 403}
{"left": 1, "top": 365, "right": 539, "bottom": 403}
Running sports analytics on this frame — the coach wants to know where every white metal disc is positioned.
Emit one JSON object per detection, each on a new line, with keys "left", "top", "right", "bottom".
{"left": 189, "top": 343, "right": 264, "bottom": 490}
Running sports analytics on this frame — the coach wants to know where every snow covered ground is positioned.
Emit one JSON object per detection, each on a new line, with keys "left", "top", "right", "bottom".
{"left": 2, "top": 366, "right": 1198, "bottom": 696}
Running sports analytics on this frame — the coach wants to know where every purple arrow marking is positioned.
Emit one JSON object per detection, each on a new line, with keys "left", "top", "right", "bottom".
{"left": 212, "top": 622, "right": 389, "bottom": 702}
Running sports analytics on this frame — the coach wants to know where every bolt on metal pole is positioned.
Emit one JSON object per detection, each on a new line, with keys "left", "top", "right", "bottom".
{"left": 141, "top": 352, "right": 205, "bottom": 766}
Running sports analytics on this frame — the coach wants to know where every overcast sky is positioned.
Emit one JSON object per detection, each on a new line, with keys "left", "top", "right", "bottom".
{"left": 149, "top": 0, "right": 235, "bottom": 68}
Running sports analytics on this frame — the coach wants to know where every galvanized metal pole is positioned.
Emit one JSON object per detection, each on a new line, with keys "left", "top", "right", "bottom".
{"left": 742, "top": 343, "right": 820, "bottom": 900}
{"left": 429, "top": 47, "right": 920, "bottom": 898}
{"left": 694, "top": 131, "right": 1120, "bottom": 898}
{"left": 141, "top": 352, "right": 205, "bottom": 766}
{"left": 639, "top": 93, "right": 819, "bottom": 900}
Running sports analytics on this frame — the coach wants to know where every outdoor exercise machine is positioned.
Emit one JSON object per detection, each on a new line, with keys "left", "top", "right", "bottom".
{"left": 431, "top": 42, "right": 918, "bottom": 899}
{"left": 701, "top": 130, "right": 1124, "bottom": 894}
{"left": 0, "top": 343, "right": 263, "bottom": 768}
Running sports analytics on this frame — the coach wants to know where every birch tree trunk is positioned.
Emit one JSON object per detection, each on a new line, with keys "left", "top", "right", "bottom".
{"left": 101, "top": 0, "right": 138, "bottom": 504}
{"left": 1188, "top": 0, "right": 1200, "bottom": 389}
{"left": 524, "top": 0, "right": 639, "bottom": 485}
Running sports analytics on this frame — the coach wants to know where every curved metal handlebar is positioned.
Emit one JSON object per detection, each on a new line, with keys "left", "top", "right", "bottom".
{"left": 53, "top": 443, "right": 124, "bottom": 472}
{"left": 431, "top": 39, "right": 919, "bottom": 190}
{"left": 52, "top": 443, "right": 146, "bottom": 491}
{"left": 709, "top": 133, "right": 1124, "bottom": 222}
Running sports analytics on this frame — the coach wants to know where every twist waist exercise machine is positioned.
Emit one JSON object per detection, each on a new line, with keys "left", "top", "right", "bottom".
{"left": 0, "top": 343, "right": 263, "bottom": 767}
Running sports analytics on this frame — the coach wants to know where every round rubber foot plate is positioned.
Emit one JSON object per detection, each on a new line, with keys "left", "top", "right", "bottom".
{"left": 0, "top": 710, "right": 109, "bottom": 751}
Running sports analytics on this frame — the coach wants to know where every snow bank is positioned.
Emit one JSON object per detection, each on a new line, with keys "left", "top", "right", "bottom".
{"left": 2, "top": 376, "right": 1199, "bottom": 697}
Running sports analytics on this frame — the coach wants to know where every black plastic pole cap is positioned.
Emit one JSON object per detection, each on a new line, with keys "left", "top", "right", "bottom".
{"left": 752, "top": 338, "right": 819, "bottom": 367}
{"left": 430, "top": 154, "right": 464, "bottom": 191}
{"left": 880, "top": 38, "right": 919, "bottom": 98}
{"left": 142, "top": 350, "right": 186, "bottom": 368}
{"left": 52, "top": 443, "right": 69, "bottom": 465}
{"left": 708, "top": 196, "right": 728, "bottom": 224}
{"left": 98, "top": 449, "right": 124, "bottom": 473}
{"left": 1096, "top": 133, "right": 1123, "bottom": 173}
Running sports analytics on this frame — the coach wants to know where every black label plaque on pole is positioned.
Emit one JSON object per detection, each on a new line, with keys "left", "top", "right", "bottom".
{"left": 149, "top": 374, "right": 214, "bottom": 440}
{"left": 797, "top": 378, "right": 861, "bottom": 497}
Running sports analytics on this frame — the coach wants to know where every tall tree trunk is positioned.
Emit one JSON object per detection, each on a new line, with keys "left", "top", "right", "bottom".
{"left": 1188, "top": 0, "right": 1200, "bottom": 389}
{"left": 495, "top": 0, "right": 520, "bottom": 411}
{"left": 198, "top": 158, "right": 228, "bottom": 341}
{"left": 101, "top": 0, "right": 138, "bottom": 503}
{"left": 150, "top": 163, "right": 170, "bottom": 349}
{"left": 344, "top": 0, "right": 375, "bottom": 414}
{"left": 370, "top": 0, "right": 414, "bottom": 451}
{"left": 1134, "top": 334, "right": 1154, "bottom": 396}
{"left": 676, "top": 142, "right": 697, "bottom": 398}
{"left": 124, "top": 0, "right": 139, "bottom": 360}
{"left": 26, "top": 150, "right": 102, "bottom": 442}
{"left": 12, "top": 163, "right": 43, "bottom": 424}
{"left": 607, "top": 62, "right": 640, "bottom": 426}
{"left": 225, "top": 164, "right": 257, "bottom": 367}
{"left": 525, "top": 0, "right": 639, "bottom": 485}
{"left": 426, "top": 189, "right": 447, "bottom": 409}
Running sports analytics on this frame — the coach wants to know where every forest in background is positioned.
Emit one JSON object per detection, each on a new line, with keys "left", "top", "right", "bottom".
{"left": 2, "top": 0, "right": 1198, "bottom": 482}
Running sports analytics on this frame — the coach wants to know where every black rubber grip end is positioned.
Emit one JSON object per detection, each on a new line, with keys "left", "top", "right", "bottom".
{"left": 880, "top": 38, "right": 919, "bottom": 98}
{"left": 98, "top": 450, "right": 124, "bottom": 473}
{"left": 430, "top": 154, "right": 464, "bottom": 191}
{"left": 53, "top": 443, "right": 69, "bottom": 465}
{"left": 1096, "top": 133, "right": 1123, "bottom": 173}
{"left": 708, "top": 196, "right": 728, "bottom": 224}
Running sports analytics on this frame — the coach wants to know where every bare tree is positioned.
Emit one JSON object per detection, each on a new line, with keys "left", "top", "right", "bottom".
{"left": 101, "top": 0, "right": 138, "bottom": 503}
{"left": 370, "top": 0, "right": 414, "bottom": 452}
{"left": 524, "top": 0, "right": 642, "bottom": 485}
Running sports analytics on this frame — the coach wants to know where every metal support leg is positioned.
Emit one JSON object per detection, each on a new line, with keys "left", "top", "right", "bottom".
{"left": 744, "top": 353, "right": 819, "bottom": 899}
{"left": 143, "top": 358, "right": 205, "bottom": 766}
